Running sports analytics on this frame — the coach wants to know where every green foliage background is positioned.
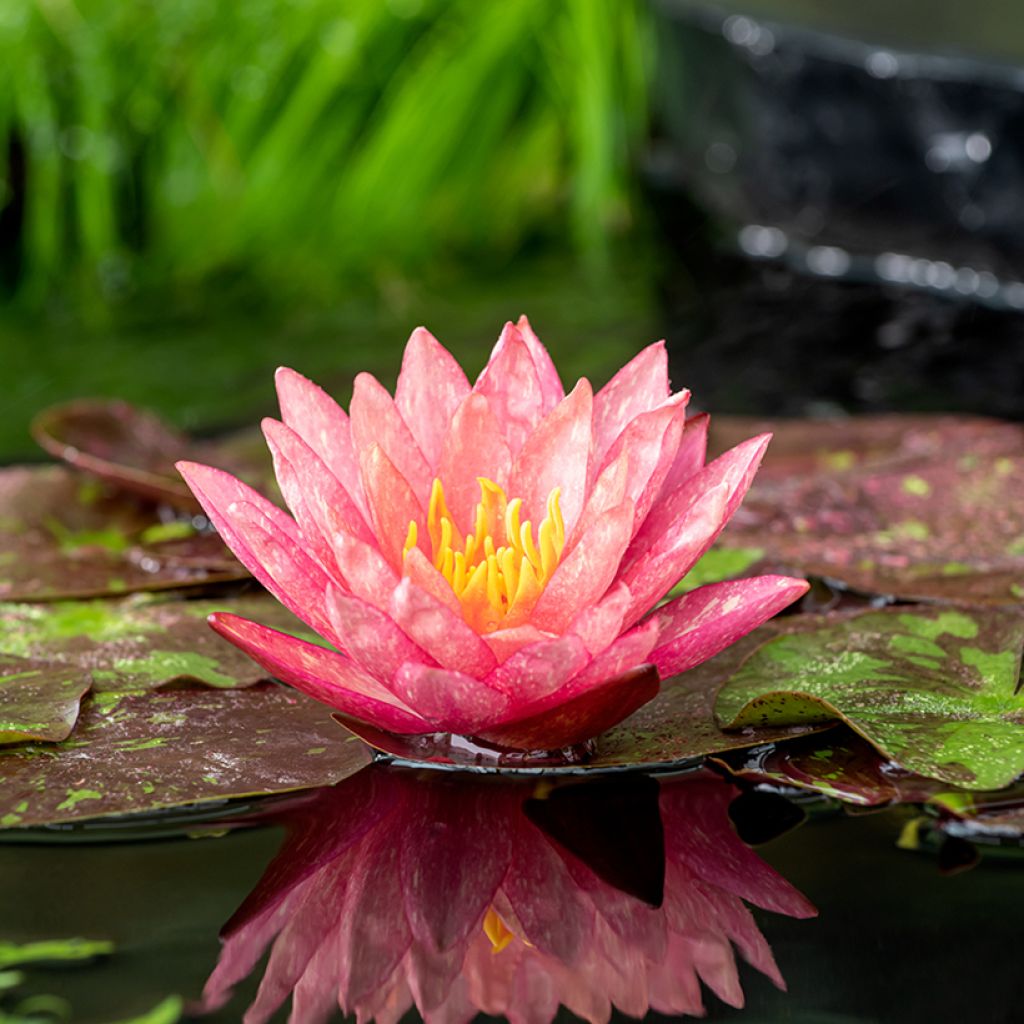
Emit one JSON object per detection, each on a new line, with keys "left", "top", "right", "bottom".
{"left": 0, "top": 0, "right": 651, "bottom": 310}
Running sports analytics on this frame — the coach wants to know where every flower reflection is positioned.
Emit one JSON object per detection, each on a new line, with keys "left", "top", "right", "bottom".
{"left": 203, "top": 769, "right": 815, "bottom": 1023}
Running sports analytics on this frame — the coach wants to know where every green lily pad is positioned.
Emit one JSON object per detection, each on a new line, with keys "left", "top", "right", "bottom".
{"left": 0, "top": 466, "right": 247, "bottom": 600}
{"left": 0, "top": 595, "right": 318, "bottom": 692}
{"left": 714, "top": 416, "right": 1024, "bottom": 604}
{"left": 0, "top": 655, "right": 92, "bottom": 745}
{"left": 0, "top": 684, "right": 372, "bottom": 828}
{"left": 716, "top": 606, "right": 1024, "bottom": 789}
{"left": 589, "top": 631, "right": 825, "bottom": 768}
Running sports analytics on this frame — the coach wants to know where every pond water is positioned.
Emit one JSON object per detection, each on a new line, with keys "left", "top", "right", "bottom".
{"left": 3, "top": 764, "right": 1023, "bottom": 1023}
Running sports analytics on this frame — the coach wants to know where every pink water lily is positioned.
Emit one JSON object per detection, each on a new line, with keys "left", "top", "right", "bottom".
{"left": 177, "top": 317, "right": 807, "bottom": 752}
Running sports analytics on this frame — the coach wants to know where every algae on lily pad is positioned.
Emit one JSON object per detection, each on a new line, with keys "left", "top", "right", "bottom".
{"left": 716, "top": 605, "right": 1024, "bottom": 789}
{"left": 0, "top": 595, "right": 321, "bottom": 692}
{"left": 0, "top": 684, "right": 371, "bottom": 827}
{"left": 0, "top": 466, "right": 247, "bottom": 600}
{"left": 0, "top": 654, "right": 92, "bottom": 745}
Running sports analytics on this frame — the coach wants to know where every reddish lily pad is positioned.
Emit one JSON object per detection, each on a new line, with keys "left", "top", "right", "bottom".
{"left": 0, "top": 466, "right": 247, "bottom": 600}
{"left": 712, "top": 416, "right": 1024, "bottom": 604}
{"left": 32, "top": 399, "right": 277, "bottom": 510}
{"left": 0, "top": 684, "right": 372, "bottom": 828}
{"left": 0, "top": 654, "right": 92, "bottom": 744}
{"left": 716, "top": 605, "right": 1024, "bottom": 790}
{"left": 0, "top": 595, "right": 318, "bottom": 692}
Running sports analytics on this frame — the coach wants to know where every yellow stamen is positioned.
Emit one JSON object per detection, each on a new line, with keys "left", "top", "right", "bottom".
{"left": 402, "top": 477, "right": 566, "bottom": 632}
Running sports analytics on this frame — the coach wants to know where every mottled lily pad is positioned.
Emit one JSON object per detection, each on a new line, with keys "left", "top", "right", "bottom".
{"left": 32, "top": 399, "right": 276, "bottom": 510}
{"left": 0, "top": 595, "right": 318, "bottom": 692}
{"left": 716, "top": 606, "right": 1024, "bottom": 790}
{"left": 0, "top": 466, "right": 247, "bottom": 600}
{"left": 714, "top": 416, "right": 1024, "bottom": 604}
{"left": 0, "top": 684, "right": 372, "bottom": 827}
{"left": 588, "top": 632, "right": 825, "bottom": 769}
{"left": 0, "top": 654, "right": 92, "bottom": 744}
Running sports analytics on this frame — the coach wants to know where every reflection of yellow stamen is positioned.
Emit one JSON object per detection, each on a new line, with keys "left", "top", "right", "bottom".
{"left": 402, "top": 477, "right": 565, "bottom": 632}
{"left": 483, "top": 908, "right": 516, "bottom": 954}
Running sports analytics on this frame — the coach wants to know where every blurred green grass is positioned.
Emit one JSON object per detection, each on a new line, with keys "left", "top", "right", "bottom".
{"left": 0, "top": 0, "right": 652, "bottom": 311}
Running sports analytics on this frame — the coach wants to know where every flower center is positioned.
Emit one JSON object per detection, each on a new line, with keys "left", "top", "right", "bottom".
{"left": 403, "top": 477, "right": 565, "bottom": 633}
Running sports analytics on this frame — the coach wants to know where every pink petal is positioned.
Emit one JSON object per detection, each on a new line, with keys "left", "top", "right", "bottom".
{"left": 592, "top": 342, "right": 671, "bottom": 461}
{"left": 474, "top": 322, "right": 546, "bottom": 455}
{"left": 593, "top": 394, "right": 689, "bottom": 539}
{"left": 530, "top": 498, "right": 634, "bottom": 634}
{"left": 650, "top": 575, "right": 809, "bottom": 679}
{"left": 485, "top": 634, "right": 589, "bottom": 702}
{"left": 208, "top": 613, "right": 429, "bottom": 733}
{"left": 660, "top": 412, "right": 709, "bottom": 496}
{"left": 359, "top": 444, "right": 424, "bottom": 570}
{"left": 391, "top": 662, "right": 511, "bottom": 734}
{"left": 619, "top": 434, "right": 771, "bottom": 627}
{"left": 350, "top": 372, "right": 432, "bottom": 505}
{"left": 567, "top": 582, "right": 632, "bottom": 656}
{"left": 262, "top": 418, "right": 374, "bottom": 571}
{"left": 474, "top": 663, "right": 659, "bottom": 750}
{"left": 516, "top": 315, "right": 564, "bottom": 415}
{"left": 560, "top": 617, "right": 659, "bottom": 694}
{"left": 483, "top": 624, "right": 552, "bottom": 664}
{"left": 327, "top": 586, "right": 435, "bottom": 685}
{"left": 177, "top": 462, "right": 338, "bottom": 640}
{"left": 331, "top": 530, "right": 400, "bottom": 611}
{"left": 508, "top": 379, "right": 593, "bottom": 537}
{"left": 438, "top": 392, "right": 513, "bottom": 530}
{"left": 401, "top": 546, "right": 463, "bottom": 616}
{"left": 388, "top": 577, "right": 497, "bottom": 677}
{"left": 394, "top": 327, "right": 471, "bottom": 469}
{"left": 274, "top": 366, "right": 367, "bottom": 517}
{"left": 570, "top": 447, "right": 629, "bottom": 547}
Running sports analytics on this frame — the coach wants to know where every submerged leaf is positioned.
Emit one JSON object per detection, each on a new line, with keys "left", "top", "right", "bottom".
{"left": 716, "top": 606, "right": 1024, "bottom": 789}
{"left": 0, "top": 466, "right": 246, "bottom": 600}
{"left": 0, "top": 654, "right": 92, "bottom": 745}
{"left": 0, "top": 685, "right": 371, "bottom": 827}
{"left": 0, "top": 595, "right": 319, "bottom": 692}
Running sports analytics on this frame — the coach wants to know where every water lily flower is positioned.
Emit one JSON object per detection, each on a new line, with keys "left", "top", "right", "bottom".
{"left": 177, "top": 318, "right": 807, "bottom": 753}
{"left": 201, "top": 770, "right": 816, "bottom": 1024}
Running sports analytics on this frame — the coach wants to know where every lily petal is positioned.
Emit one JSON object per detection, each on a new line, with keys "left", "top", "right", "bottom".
{"left": 392, "top": 662, "right": 511, "bottom": 733}
{"left": 394, "top": 327, "right": 471, "bottom": 469}
{"left": 516, "top": 315, "right": 564, "bottom": 414}
{"left": 650, "top": 576, "right": 809, "bottom": 679}
{"left": 485, "top": 634, "right": 589, "bottom": 702}
{"left": 208, "top": 613, "right": 429, "bottom": 732}
{"left": 359, "top": 444, "right": 424, "bottom": 571}
{"left": 592, "top": 342, "right": 670, "bottom": 462}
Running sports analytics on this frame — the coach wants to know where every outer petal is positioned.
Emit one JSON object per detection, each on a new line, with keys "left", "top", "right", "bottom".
{"left": 391, "top": 662, "right": 511, "bottom": 734}
{"left": 560, "top": 617, "right": 659, "bottom": 695}
{"left": 327, "top": 587, "right": 436, "bottom": 686}
{"left": 484, "top": 634, "right": 589, "bottom": 703}
{"left": 567, "top": 582, "right": 632, "bottom": 656}
{"left": 474, "top": 322, "right": 546, "bottom": 456}
{"left": 530, "top": 498, "right": 634, "bottom": 635}
{"left": 508, "top": 379, "right": 593, "bottom": 537}
{"left": 331, "top": 531, "right": 400, "bottom": 611}
{"left": 176, "top": 462, "right": 338, "bottom": 641}
{"left": 660, "top": 412, "right": 709, "bottom": 497}
{"left": 388, "top": 577, "right": 497, "bottom": 677}
{"left": 350, "top": 372, "right": 433, "bottom": 505}
{"left": 274, "top": 367, "right": 367, "bottom": 517}
{"left": 619, "top": 434, "right": 771, "bottom": 628}
{"left": 649, "top": 576, "right": 809, "bottom": 679}
{"left": 262, "top": 418, "right": 375, "bottom": 565}
{"left": 592, "top": 342, "right": 671, "bottom": 462}
{"left": 394, "top": 327, "right": 471, "bottom": 469}
{"left": 516, "top": 315, "right": 564, "bottom": 415}
{"left": 208, "top": 613, "right": 429, "bottom": 733}
{"left": 438, "top": 393, "right": 513, "bottom": 529}
{"left": 359, "top": 444, "right": 424, "bottom": 570}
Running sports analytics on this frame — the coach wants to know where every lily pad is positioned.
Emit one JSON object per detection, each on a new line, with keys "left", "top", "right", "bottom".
{"left": 714, "top": 417, "right": 1024, "bottom": 604}
{"left": 31, "top": 399, "right": 277, "bottom": 510}
{"left": 588, "top": 632, "right": 825, "bottom": 769}
{"left": 0, "top": 684, "right": 372, "bottom": 828}
{"left": 716, "top": 606, "right": 1024, "bottom": 790}
{"left": 0, "top": 466, "right": 247, "bottom": 600}
{"left": 0, "top": 595, "right": 319, "bottom": 692}
{"left": 0, "top": 655, "right": 92, "bottom": 745}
